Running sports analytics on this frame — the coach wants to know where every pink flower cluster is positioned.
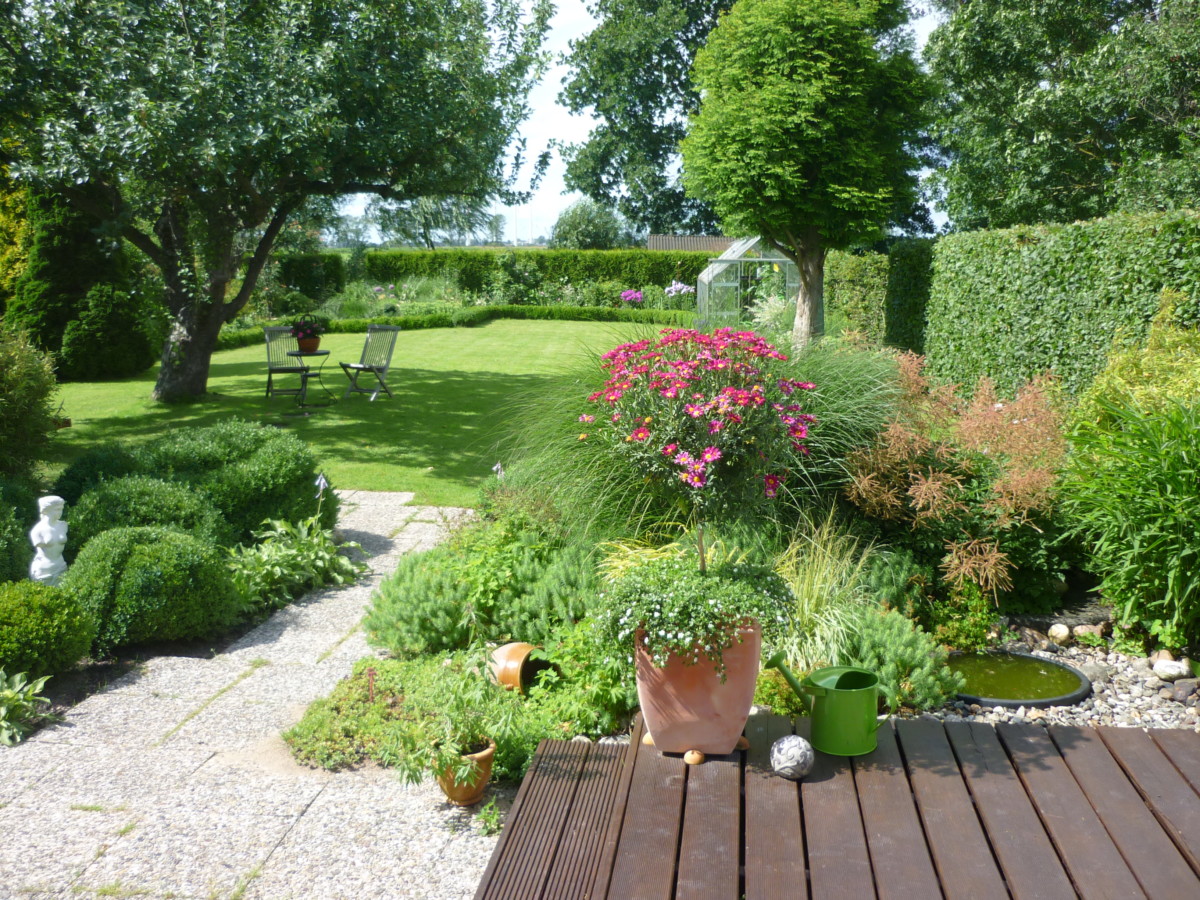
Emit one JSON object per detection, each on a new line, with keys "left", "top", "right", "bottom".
{"left": 585, "top": 328, "right": 815, "bottom": 500}
{"left": 620, "top": 289, "right": 644, "bottom": 304}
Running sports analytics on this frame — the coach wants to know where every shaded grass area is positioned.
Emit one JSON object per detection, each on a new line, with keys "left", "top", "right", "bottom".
{"left": 45, "top": 320, "right": 650, "bottom": 507}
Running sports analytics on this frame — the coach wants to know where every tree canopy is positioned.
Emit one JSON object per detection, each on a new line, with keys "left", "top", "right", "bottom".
{"left": 0, "top": 0, "right": 550, "bottom": 400}
{"left": 681, "top": 0, "right": 927, "bottom": 346}
{"left": 925, "top": 0, "right": 1200, "bottom": 228}
{"left": 560, "top": 0, "right": 731, "bottom": 234}
{"left": 547, "top": 198, "right": 636, "bottom": 250}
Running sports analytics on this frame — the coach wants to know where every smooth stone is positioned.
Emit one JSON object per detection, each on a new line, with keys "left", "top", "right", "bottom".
{"left": 1150, "top": 649, "right": 1176, "bottom": 664}
{"left": 1154, "top": 659, "right": 1192, "bottom": 681}
{"left": 1048, "top": 623, "right": 1071, "bottom": 643}
{"left": 1171, "top": 679, "right": 1199, "bottom": 703}
{"left": 1073, "top": 623, "right": 1106, "bottom": 639}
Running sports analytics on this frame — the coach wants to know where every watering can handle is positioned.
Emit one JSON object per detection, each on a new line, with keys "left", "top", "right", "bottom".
{"left": 873, "top": 685, "right": 896, "bottom": 732}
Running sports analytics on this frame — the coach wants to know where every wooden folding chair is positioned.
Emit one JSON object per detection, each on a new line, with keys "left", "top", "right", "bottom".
{"left": 263, "top": 326, "right": 310, "bottom": 398}
{"left": 340, "top": 325, "right": 401, "bottom": 400}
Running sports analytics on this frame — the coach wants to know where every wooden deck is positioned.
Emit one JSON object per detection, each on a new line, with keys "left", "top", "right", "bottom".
{"left": 474, "top": 713, "right": 1200, "bottom": 899}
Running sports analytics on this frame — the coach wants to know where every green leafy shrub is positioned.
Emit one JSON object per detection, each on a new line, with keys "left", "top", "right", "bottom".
{"left": 68, "top": 476, "right": 230, "bottom": 560}
{"left": 825, "top": 251, "right": 889, "bottom": 344}
{"left": 62, "top": 526, "right": 244, "bottom": 656}
{"left": 57, "top": 283, "right": 158, "bottom": 381}
{"left": 844, "top": 605, "right": 964, "bottom": 711}
{"left": 228, "top": 511, "right": 366, "bottom": 616}
{"left": 753, "top": 667, "right": 808, "bottom": 717}
{"left": 1061, "top": 395, "right": 1200, "bottom": 649}
{"left": 0, "top": 581, "right": 94, "bottom": 677}
{"left": 925, "top": 209, "right": 1200, "bottom": 395}
{"left": 365, "top": 515, "right": 595, "bottom": 656}
{"left": 0, "top": 328, "right": 58, "bottom": 479}
{"left": 0, "top": 669, "right": 51, "bottom": 745}
{"left": 883, "top": 237, "right": 934, "bottom": 353}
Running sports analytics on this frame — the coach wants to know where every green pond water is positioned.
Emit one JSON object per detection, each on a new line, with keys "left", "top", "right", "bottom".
{"left": 948, "top": 652, "right": 1084, "bottom": 701}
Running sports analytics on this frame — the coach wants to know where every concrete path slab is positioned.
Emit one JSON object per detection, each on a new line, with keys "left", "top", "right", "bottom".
{"left": 0, "top": 492, "right": 497, "bottom": 900}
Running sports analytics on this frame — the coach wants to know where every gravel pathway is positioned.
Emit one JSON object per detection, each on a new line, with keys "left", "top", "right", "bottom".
{"left": 0, "top": 491, "right": 505, "bottom": 900}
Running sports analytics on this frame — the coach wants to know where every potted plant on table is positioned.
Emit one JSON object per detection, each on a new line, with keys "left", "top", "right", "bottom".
{"left": 583, "top": 327, "right": 816, "bottom": 762}
{"left": 290, "top": 315, "right": 326, "bottom": 353}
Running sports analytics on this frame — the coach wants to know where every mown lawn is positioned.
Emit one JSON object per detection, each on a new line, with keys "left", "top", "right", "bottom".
{"left": 46, "top": 320, "right": 652, "bottom": 507}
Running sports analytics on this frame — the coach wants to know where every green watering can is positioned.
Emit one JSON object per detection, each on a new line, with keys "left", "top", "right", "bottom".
{"left": 765, "top": 651, "right": 889, "bottom": 756}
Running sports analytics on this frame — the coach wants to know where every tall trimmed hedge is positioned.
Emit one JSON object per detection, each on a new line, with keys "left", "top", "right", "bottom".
{"left": 363, "top": 249, "right": 712, "bottom": 293}
{"left": 825, "top": 251, "right": 888, "bottom": 343}
{"left": 884, "top": 238, "right": 934, "bottom": 353}
{"left": 925, "top": 211, "right": 1200, "bottom": 395}
{"left": 278, "top": 252, "right": 346, "bottom": 301}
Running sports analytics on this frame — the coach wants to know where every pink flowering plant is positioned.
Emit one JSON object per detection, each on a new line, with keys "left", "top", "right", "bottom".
{"left": 583, "top": 327, "right": 815, "bottom": 571}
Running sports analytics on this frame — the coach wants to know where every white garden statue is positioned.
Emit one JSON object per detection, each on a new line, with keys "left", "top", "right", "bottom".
{"left": 29, "top": 495, "right": 68, "bottom": 586}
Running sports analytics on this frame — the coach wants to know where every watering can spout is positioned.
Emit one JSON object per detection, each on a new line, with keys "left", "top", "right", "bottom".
{"left": 764, "top": 652, "right": 813, "bottom": 704}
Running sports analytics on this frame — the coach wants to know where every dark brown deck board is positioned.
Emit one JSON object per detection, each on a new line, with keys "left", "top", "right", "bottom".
{"left": 482, "top": 738, "right": 590, "bottom": 900}
{"left": 606, "top": 737, "right": 687, "bottom": 900}
{"left": 896, "top": 718, "right": 1007, "bottom": 900}
{"left": 1099, "top": 726, "right": 1200, "bottom": 877}
{"left": 853, "top": 722, "right": 942, "bottom": 900}
{"left": 946, "top": 721, "right": 1075, "bottom": 900}
{"left": 1150, "top": 727, "right": 1200, "bottom": 797}
{"left": 676, "top": 751, "right": 741, "bottom": 900}
{"left": 590, "top": 714, "right": 646, "bottom": 900}
{"left": 474, "top": 738, "right": 555, "bottom": 900}
{"left": 743, "top": 714, "right": 806, "bottom": 900}
{"left": 1050, "top": 725, "right": 1200, "bottom": 900}
{"left": 997, "top": 723, "right": 1146, "bottom": 899}
{"left": 544, "top": 742, "right": 625, "bottom": 900}
{"left": 799, "top": 718, "right": 875, "bottom": 900}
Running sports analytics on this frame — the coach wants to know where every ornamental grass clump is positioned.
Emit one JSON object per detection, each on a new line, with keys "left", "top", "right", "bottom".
{"left": 582, "top": 327, "right": 816, "bottom": 568}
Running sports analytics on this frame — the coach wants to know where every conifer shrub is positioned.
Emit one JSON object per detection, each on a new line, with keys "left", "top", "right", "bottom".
{"left": 0, "top": 581, "right": 94, "bottom": 677}
{"left": 365, "top": 515, "right": 597, "bottom": 657}
{"left": 0, "top": 502, "right": 32, "bottom": 584}
{"left": 62, "top": 526, "right": 244, "bottom": 656}
{"left": 844, "top": 605, "right": 964, "bottom": 711}
{"left": 68, "top": 476, "right": 230, "bottom": 560}
{"left": 57, "top": 283, "right": 158, "bottom": 381}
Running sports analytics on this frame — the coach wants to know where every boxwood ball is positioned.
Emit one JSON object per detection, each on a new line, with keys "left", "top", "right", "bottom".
{"left": 771, "top": 734, "right": 815, "bottom": 780}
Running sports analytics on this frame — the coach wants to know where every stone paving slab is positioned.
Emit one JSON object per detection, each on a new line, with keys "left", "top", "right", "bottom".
{"left": 0, "top": 492, "right": 496, "bottom": 899}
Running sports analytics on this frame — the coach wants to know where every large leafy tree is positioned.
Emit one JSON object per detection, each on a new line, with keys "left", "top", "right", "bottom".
{"left": 0, "top": 0, "right": 549, "bottom": 400}
{"left": 560, "top": 0, "right": 731, "bottom": 234}
{"left": 925, "top": 0, "right": 1198, "bottom": 228}
{"left": 547, "top": 198, "right": 636, "bottom": 249}
{"left": 370, "top": 196, "right": 495, "bottom": 249}
{"left": 681, "top": 0, "right": 928, "bottom": 347}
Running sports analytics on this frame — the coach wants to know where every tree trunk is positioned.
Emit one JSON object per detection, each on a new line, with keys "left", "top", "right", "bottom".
{"left": 152, "top": 301, "right": 226, "bottom": 401}
{"left": 790, "top": 238, "right": 826, "bottom": 349}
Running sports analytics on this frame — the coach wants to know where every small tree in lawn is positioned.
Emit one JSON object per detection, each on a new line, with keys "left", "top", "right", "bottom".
{"left": 680, "top": 0, "right": 928, "bottom": 348}
{"left": 0, "top": 0, "right": 549, "bottom": 401}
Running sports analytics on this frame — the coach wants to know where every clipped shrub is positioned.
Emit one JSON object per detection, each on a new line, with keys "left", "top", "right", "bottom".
{"left": 61, "top": 526, "right": 244, "bottom": 656}
{"left": 0, "top": 473, "right": 40, "bottom": 528}
{"left": 278, "top": 252, "right": 346, "bottom": 302}
{"left": 884, "top": 237, "right": 934, "bottom": 353}
{"left": 0, "top": 329, "right": 58, "bottom": 479}
{"left": 925, "top": 210, "right": 1200, "bottom": 395}
{"left": 1061, "top": 395, "right": 1200, "bottom": 649}
{"left": 0, "top": 581, "right": 94, "bottom": 677}
{"left": 1072, "top": 290, "right": 1200, "bottom": 429}
{"left": 845, "top": 605, "right": 964, "bottom": 711}
{"left": 68, "top": 475, "right": 230, "bottom": 560}
{"left": 75, "top": 420, "right": 340, "bottom": 541}
{"left": 57, "top": 283, "right": 158, "bottom": 381}
{"left": 53, "top": 443, "right": 144, "bottom": 505}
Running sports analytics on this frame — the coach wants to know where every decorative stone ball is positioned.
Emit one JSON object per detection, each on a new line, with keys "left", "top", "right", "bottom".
{"left": 770, "top": 734, "right": 815, "bottom": 780}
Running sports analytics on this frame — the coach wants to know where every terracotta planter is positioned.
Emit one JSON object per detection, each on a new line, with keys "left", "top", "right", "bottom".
{"left": 488, "top": 642, "right": 552, "bottom": 693}
{"left": 436, "top": 740, "right": 495, "bottom": 807}
{"left": 297, "top": 336, "right": 321, "bottom": 353}
{"left": 635, "top": 620, "right": 762, "bottom": 755}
